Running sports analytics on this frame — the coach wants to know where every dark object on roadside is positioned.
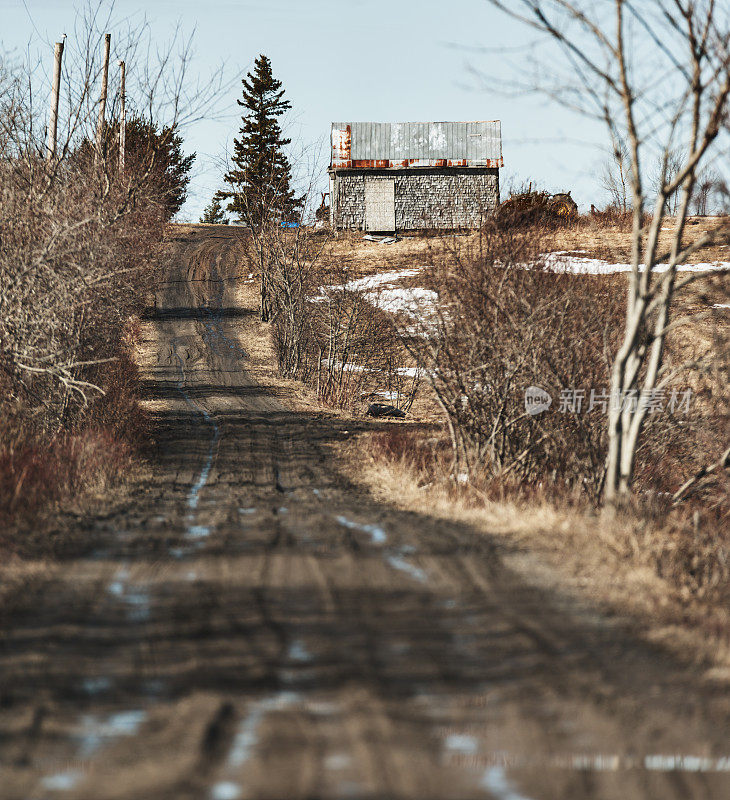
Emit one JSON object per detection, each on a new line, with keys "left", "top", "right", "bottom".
{"left": 367, "top": 403, "right": 406, "bottom": 419}
{"left": 497, "top": 187, "right": 578, "bottom": 227}
{"left": 549, "top": 192, "right": 579, "bottom": 218}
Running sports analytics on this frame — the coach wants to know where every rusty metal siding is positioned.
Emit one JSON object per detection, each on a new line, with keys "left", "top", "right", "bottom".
{"left": 331, "top": 121, "right": 503, "bottom": 169}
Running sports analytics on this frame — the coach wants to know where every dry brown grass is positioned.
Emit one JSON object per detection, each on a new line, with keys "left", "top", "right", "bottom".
{"left": 545, "top": 215, "right": 730, "bottom": 263}
{"left": 341, "top": 428, "right": 730, "bottom": 675}
{"left": 313, "top": 221, "right": 729, "bottom": 674}
{"left": 321, "top": 216, "right": 730, "bottom": 277}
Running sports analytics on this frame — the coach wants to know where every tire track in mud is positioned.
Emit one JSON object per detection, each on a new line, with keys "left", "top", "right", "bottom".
{"left": 170, "top": 333, "right": 221, "bottom": 542}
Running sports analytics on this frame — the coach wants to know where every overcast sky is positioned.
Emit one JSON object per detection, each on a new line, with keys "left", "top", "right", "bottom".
{"left": 3, "top": 0, "right": 612, "bottom": 219}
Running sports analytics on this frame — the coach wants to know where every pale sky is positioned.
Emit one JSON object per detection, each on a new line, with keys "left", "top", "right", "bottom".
{"left": 2, "top": 0, "right": 612, "bottom": 219}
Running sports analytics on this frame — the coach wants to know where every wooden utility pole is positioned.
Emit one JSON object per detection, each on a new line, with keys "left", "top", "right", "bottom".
{"left": 46, "top": 36, "right": 65, "bottom": 162}
{"left": 95, "top": 33, "right": 111, "bottom": 164}
{"left": 118, "top": 60, "right": 126, "bottom": 174}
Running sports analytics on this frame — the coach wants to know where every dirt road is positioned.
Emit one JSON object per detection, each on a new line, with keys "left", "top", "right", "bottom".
{"left": 2, "top": 225, "right": 729, "bottom": 800}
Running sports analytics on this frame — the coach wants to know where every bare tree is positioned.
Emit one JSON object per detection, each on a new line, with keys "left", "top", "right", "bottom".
{"left": 487, "top": 0, "right": 730, "bottom": 504}
{"left": 0, "top": 2, "right": 226, "bottom": 439}
{"left": 692, "top": 166, "right": 721, "bottom": 215}
{"left": 650, "top": 148, "right": 684, "bottom": 215}
{"left": 600, "top": 137, "right": 630, "bottom": 212}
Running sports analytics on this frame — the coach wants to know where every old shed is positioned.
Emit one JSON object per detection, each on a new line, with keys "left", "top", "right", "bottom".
{"left": 328, "top": 121, "right": 503, "bottom": 231}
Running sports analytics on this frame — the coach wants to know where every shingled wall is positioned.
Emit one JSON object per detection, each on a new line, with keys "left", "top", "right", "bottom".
{"left": 331, "top": 168, "right": 500, "bottom": 230}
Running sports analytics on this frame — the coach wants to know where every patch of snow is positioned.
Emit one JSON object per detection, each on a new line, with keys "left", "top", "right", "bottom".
{"left": 78, "top": 710, "right": 147, "bottom": 758}
{"left": 367, "top": 286, "right": 438, "bottom": 317}
{"left": 228, "top": 693, "right": 300, "bottom": 768}
{"left": 81, "top": 676, "right": 112, "bottom": 696}
{"left": 325, "top": 753, "right": 352, "bottom": 770}
{"left": 363, "top": 234, "right": 397, "bottom": 244}
{"left": 334, "top": 514, "right": 427, "bottom": 584}
{"left": 288, "top": 640, "right": 313, "bottom": 663}
{"left": 335, "top": 515, "right": 387, "bottom": 545}
{"left": 41, "top": 771, "right": 83, "bottom": 791}
{"left": 445, "top": 734, "right": 479, "bottom": 755}
{"left": 386, "top": 554, "right": 428, "bottom": 584}
{"left": 341, "top": 268, "right": 423, "bottom": 292}
{"left": 107, "top": 567, "right": 150, "bottom": 622}
{"left": 544, "top": 252, "right": 730, "bottom": 275}
{"left": 713, "top": 303, "right": 730, "bottom": 309}
{"left": 322, "top": 359, "right": 369, "bottom": 373}
{"left": 211, "top": 782, "right": 242, "bottom": 800}
{"left": 481, "top": 766, "right": 535, "bottom": 800}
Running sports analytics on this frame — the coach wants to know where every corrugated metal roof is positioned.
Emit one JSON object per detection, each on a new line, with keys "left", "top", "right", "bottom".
{"left": 330, "top": 121, "right": 503, "bottom": 169}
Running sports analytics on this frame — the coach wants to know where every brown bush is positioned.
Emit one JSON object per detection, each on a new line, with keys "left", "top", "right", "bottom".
{"left": 254, "top": 225, "right": 417, "bottom": 412}
{"left": 0, "top": 39, "right": 182, "bottom": 527}
{"left": 399, "top": 223, "right": 619, "bottom": 499}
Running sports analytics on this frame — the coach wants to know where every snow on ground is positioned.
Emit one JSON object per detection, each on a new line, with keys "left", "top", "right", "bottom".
{"left": 343, "top": 268, "right": 424, "bottom": 292}
{"left": 314, "top": 267, "right": 438, "bottom": 318}
{"left": 369, "top": 287, "right": 438, "bottom": 316}
{"left": 346, "top": 268, "right": 438, "bottom": 318}
{"left": 323, "top": 359, "right": 422, "bottom": 378}
{"left": 544, "top": 252, "right": 730, "bottom": 275}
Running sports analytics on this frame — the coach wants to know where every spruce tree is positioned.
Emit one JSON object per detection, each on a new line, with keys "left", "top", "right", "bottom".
{"left": 222, "top": 55, "right": 300, "bottom": 226}
{"left": 200, "top": 194, "right": 229, "bottom": 224}
{"left": 76, "top": 115, "right": 195, "bottom": 220}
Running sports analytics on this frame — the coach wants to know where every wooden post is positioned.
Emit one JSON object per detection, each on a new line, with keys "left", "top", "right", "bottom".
{"left": 95, "top": 33, "right": 111, "bottom": 164}
{"left": 46, "top": 37, "right": 65, "bottom": 162}
{"left": 118, "top": 60, "right": 126, "bottom": 174}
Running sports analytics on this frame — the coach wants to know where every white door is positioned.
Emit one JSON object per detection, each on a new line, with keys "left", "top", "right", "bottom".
{"left": 364, "top": 178, "right": 395, "bottom": 231}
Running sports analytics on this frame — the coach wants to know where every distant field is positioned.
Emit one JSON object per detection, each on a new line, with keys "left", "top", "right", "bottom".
{"left": 319, "top": 216, "right": 730, "bottom": 276}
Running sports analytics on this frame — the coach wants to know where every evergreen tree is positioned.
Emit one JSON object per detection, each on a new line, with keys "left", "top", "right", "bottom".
{"left": 76, "top": 115, "right": 195, "bottom": 219}
{"left": 200, "top": 194, "right": 229, "bottom": 224}
{"left": 222, "top": 55, "right": 301, "bottom": 225}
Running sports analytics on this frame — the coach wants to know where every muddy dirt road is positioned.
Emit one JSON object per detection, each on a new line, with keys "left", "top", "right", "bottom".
{"left": 2, "top": 226, "right": 729, "bottom": 800}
